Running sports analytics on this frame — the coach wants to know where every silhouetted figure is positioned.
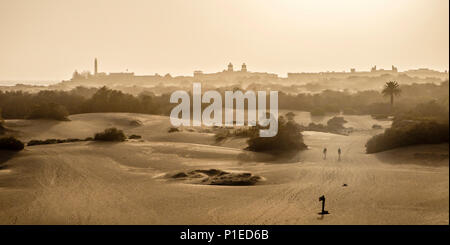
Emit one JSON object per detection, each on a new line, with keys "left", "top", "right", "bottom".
{"left": 318, "top": 195, "right": 329, "bottom": 215}
{"left": 338, "top": 147, "right": 341, "bottom": 161}
{"left": 323, "top": 148, "right": 327, "bottom": 160}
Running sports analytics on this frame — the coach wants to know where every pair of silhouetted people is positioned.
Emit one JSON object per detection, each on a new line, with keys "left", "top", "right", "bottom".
{"left": 323, "top": 147, "right": 342, "bottom": 161}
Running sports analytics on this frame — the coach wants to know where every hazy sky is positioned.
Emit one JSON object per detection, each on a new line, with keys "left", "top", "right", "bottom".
{"left": 0, "top": 0, "right": 448, "bottom": 81}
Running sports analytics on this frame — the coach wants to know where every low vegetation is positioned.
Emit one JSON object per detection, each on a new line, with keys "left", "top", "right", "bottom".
{"left": 372, "top": 124, "right": 383, "bottom": 129}
{"left": 246, "top": 116, "right": 307, "bottom": 153}
{"left": 214, "top": 127, "right": 255, "bottom": 142}
{"left": 26, "top": 131, "right": 140, "bottom": 146}
{"left": 298, "top": 116, "right": 353, "bottom": 135}
{"left": 365, "top": 101, "right": 449, "bottom": 153}
{"left": 94, "top": 128, "right": 126, "bottom": 142}
{"left": 213, "top": 116, "right": 308, "bottom": 153}
{"left": 0, "top": 86, "right": 172, "bottom": 120}
{"left": 1, "top": 81, "right": 448, "bottom": 121}
{"left": 27, "top": 138, "right": 90, "bottom": 146}
{"left": 365, "top": 120, "right": 449, "bottom": 153}
{"left": 0, "top": 136, "right": 25, "bottom": 151}
{"left": 168, "top": 127, "right": 180, "bottom": 133}
{"left": 128, "top": 134, "right": 142, "bottom": 139}
{"left": 27, "top": 102, "right": 70, "bottom": 121}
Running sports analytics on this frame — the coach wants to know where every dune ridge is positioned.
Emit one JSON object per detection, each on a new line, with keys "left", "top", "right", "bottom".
{"left": 0, "top": 112, "right": 448, "bottom": 224}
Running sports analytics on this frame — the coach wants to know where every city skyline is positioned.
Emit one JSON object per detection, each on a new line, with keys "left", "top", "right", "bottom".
{"left": 0, "top": 0, "right": 448, "bottom": 81}
{"left": 3, "top": 58, "right": 449, "bottom": 82}
{"left": 74, "top": 58, "right": 446, "bottom": 77}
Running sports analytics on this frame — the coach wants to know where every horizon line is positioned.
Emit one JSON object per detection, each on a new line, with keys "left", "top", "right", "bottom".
{"left": 0, "top": 65, "right": 448, "bottom": 83}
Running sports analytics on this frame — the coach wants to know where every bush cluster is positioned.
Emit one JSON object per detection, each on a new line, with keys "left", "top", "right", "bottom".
{"left": 94, "top": 128, "right": 126, "bottom": 142}
{"left": 27, "top": 102, "right": 69, "bottom": 121}
{"left": 366, "top": 120, "right": 449, "bottom": 153}
{"left": 365, "top": 101, "right": 449, "bottom": 153}
{"left": 246, "top": 116, "right": 307, "bottom": 153}
{"left": 0, "top": 136, "right": 24, "bottom": 151}
{"left": 27, "top": 138, "right": 89, "bottom": 146}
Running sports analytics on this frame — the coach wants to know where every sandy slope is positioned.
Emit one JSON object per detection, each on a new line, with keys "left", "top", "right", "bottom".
{"left": 0, "top": 113, "right": 448, "bottom": 224}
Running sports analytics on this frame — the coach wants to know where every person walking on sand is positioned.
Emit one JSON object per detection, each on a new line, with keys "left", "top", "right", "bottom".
{"left": 323, "top": 147, "right": 327, "bottom": 160}
{"left": 338, "top": 147, "right": 342, "bottom": 161}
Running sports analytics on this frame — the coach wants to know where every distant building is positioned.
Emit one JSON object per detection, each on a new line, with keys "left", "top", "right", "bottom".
{"left": 64, "top": 58, "right": 448, "bottom": 88}
{"left": 241, "top": 63, "right": 247, "bottom": 72}
{"left": 192, "top": 62, "right": 278, "bottom": 83}
{"left": 227, "top": 62, "right": 233, "bottom": 72}
{"left": 193, "top": 70, "right": 203, "bottom": 76}
{"left": 94, "top": 58, "right": 98, "bottom": 75}
{"left": 371, "top": 65, "right": 397, "bottom": 73}
{"left": 68, "top": 59, "right": 278, "bottom": 87}
{"left": 109, "top": 72, "right": 135, "bottom": 77}
{"left": 288, "top": 65, "right": 400, "bottom": 80}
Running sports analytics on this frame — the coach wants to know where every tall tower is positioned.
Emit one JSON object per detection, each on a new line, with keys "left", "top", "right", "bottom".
{"left": 227, "top": 62, "right": 233, "bottom": 72}
{"left": 94, "top": 58, "right": 98, "bottom": 75}
{"left": 241, "top": 63, "right": 247, "bottom": 72}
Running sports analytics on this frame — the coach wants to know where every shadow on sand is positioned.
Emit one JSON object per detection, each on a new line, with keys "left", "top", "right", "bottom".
{"left": 0, "top": 151, "right": 20, "bottom": 169}
{"left": 237, "top": 149, "right": 306, "bottom": 164}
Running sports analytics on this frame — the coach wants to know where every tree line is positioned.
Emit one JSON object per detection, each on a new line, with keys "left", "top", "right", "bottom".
{"left": 0, "top": 81, "right": 448, "bottom": 121}
{"left": 0, "top": 86, "right": 174, "bottom": 120}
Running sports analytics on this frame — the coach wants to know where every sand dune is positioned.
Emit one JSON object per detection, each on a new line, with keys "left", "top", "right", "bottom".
{"left": 0, "top": 113, "right": 448, "bottom": 224}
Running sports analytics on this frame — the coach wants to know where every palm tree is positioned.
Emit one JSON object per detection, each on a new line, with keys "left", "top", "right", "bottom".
{"left": 382, "top": 81, "right": 401, "bottom": 112}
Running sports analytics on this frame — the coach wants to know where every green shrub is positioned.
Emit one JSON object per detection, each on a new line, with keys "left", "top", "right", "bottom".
{"left": 0, "top": 136, "right": 25, "bottom": 151}
{"left": 94, "top": 128, "right": 126, "bottom": 142}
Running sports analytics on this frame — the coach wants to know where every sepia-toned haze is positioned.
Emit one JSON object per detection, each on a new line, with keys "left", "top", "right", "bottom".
{"left": 0, "top": 0, "right": 448, "bottom": 81}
